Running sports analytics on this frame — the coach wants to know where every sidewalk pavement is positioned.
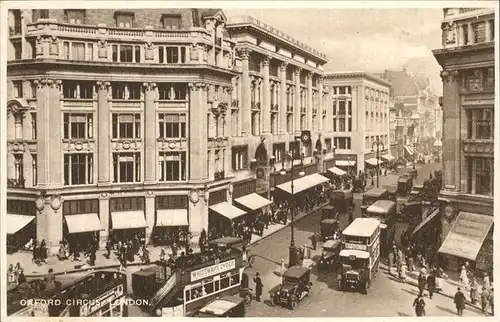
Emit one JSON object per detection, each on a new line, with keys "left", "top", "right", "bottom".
{"left": 381, "top": 264, "right": 486, "bottom": 312}
{"left": 8, "top": 203, "right": 328, "bottom": 278}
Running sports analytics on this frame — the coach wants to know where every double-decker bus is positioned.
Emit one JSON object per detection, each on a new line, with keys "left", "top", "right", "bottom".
{"left": 8, "top": 271, "right": 128, "bottom": 317}
{"left": 339, "top": 218, "right": 380, "bottom": 294}
{"left": 365, "top": 199, "right": 397, "bottom": 256}
{"left": 131, "top": 237, "right": 249, "bottom": 317}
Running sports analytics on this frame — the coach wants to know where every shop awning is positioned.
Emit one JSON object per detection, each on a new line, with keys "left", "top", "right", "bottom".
{"left": 404, "top": 145, "right": 414, "bottom": 155}
{"left": 111, "top": 211, "right": 147, "bottom": 230}
{"left": 65, "top": 213, "right": 102, "bottom": 234}
{"left": 6, "top": 214, "right": 35, "bottom": 235}
{"left": 433, "top": 140, "right": 443, "bottom": 147}
{"left": 365, "top": 158, "right": 384, "bottom": 166}
{"left": 276, "top": 173, "right": 330, "bottom": 195}
{"left": 234, "top": 193, "right": 272, "bottom": 211}
{"left": 382, "top": 154, "right": 395, "bottom": 161}
{"left": 156, "top": 209, "right": 188, "bottom": 227}
{"left": 327, "top": 167, "right": 346, "bottom": 176}
{"left": 209, "top": 202, "right": 247, "bottom": 220}
{"left": 412, "top": 208, "right": 440, "bottom": 235}
{"left": 438, "top": 212, "right": 494, "bottom": 261}
{"left": 336, "top": 160, "right": 356, "bottom": 166}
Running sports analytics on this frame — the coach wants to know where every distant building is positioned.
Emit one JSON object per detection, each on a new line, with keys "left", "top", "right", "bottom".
{"left": 432, "top": 8, "right": 494, "bottom": 273}
{"left": 323, "top": 72, "right": 392, "bottom": 174}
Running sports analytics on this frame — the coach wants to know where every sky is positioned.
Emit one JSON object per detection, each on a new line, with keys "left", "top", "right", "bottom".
{"left": 225, "top": 8, "right": 444, "bottom": 95}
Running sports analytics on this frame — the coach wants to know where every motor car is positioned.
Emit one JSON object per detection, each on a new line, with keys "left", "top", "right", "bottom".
{"left": 320, "top": 219, "right": 339, "bottom": 241}
{"left": 397, "top": 175, "right": 413, "bottom": 196}
{"left": 318, "top": 239, "right": 342, "bottom": 270}
{"left": 194, "top": 295, "right": 246, "bottom": 317}
{"left": 269, "top": 266, "right": 312, "bottom": 310}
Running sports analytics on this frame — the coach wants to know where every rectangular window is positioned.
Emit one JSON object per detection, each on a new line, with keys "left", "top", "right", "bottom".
{"left": 325, "top": 138, "right": 332, "bottom": 152}
{"left": 474, "top": 109, "right": 493, "bottom": 139}
{"left": 65, "top": 9, "right": 85, "bottom": 24}
{"left": 115, "top": 13, "right": 134, "bottom": 28}
{"left": 112, "top": 152, "right": 141, "bottom": 183}
{"left": 112, "top": 83, "right": 126, "bottom": 99}
{"left": 272, "top": 143, "right": 285, "bottom": 163}
{"left": 32, "top": 154, "right": 37, "bottom": 186}
{"left": 471, "top": 158, "right": 493, "bottom": 195}
{"left": 232, "top": 146, "right": 248, "bottom": 171}
{"left": 128, "top": 83, "right": 141, "bottom": 100}
{"left": 111, "top": 113, "right": 141, "bottom": 139}
{"left": 166, "top": 47, "right": 178, "bottom": 63}
{"left": 158, "top": 47, "right": 164, "bottom": 63}
{"left": 13, "top": 81, "right": 23, "bottom": 98}
{"left": 162, "top": 15, "right": 181, "bottom": 30}
{"left": 64, "top": 153, "right": 93, "bottom": 185}
{"left": 31, "top": 113, "right": 37, "bottom": 139}
{"left": 120, "top": 45, "right": 133, "bottom": 62}
{"left": 158, "top": 83, "right": 187, "bottom": 100}
{"left": 158, "top": 114, "right": 186, "bottom": 138}
{"left": 14, "top": 42, "right": 22, "bottom": 59}
{"left": 348, "top": 101, "right": 352, "bottom": 115}
{"left": 71, "top": 42, "right": 85, "bottom": 60}
{"left": 348, "top": 118, "right": 352, "bottom": 132}
{"left": 338, "top": 101, "right": 346, "bottom": 115}
{"left": 484, "top": 67, "right": 494, "bottom": 90}
{"left": 338, "top": 118, "right": 346, "bottom": 132}
{"left": 159, "top": 152, "right": 186, "bottom": 181}
{"left": 63, "top": 113, "right": 93, "bottom": 139}
{"left": 80, "top": 81, "right": 93, "bottom": 99}
{"left": 14, "top": 154, "right": 23, "bottom": 181}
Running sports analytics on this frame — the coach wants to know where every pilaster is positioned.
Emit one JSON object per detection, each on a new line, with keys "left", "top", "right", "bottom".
{"left": 97, "top": 81, "right": 111, "bottom": 184}
{"left": 318, "top": 77, "right": 324, "bottom": 132}
{"left": 22, "top": 111, "right": 32, "bottom": 140}
{"left": 467, "top": 23, "right": 474, "bottom": 45}
{"left": 145, "top": 192, "right": 156, "bottom": 244}
{"left": 307, "top": 73, "right": 313, "bottom": 131}
{"left": 36, "top": 197, "right": 63, "bottom": 252}
{"left": 238, "top": 47, "right": 252, "bottom": 136}
{"left": 279, "top": 62, "right": 288, "bottom": 133}
{"left": 7, "top": 152, "right": 15, "bottom": 179}
{"left": 189, "top": 82, "right": 208, "bottom": 182}
{"left": 326, "top": 86, "right": 334, "bottom": 133}
{"left": 7, "top": 112, "right": 15, "bottom": 141}
{"left": 440, "top": 70, "right": 461, "bottom": 191}
{"left": 99, "top": 194, "right": 110, "bottom": 247}
{"left": 23, "top": 148, "right": 33, "bottom": 188}
{"left": 144, "top": 82, "right": 157, "bottom": 183}
{"left": 262, "top": 56, "right": 271, "bottom": 134}
{"left": 294, "top": 67, "right": 302, "bottom": 135}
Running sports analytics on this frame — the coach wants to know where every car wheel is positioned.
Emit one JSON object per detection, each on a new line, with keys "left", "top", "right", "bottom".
{"left": 289, "top": 295, "right": 298, "bottom": 310}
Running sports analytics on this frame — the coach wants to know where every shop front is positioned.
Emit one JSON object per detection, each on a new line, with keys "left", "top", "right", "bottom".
{"left": 438, "top": 211, "right": 494, "bottom": 274}
{"left": 6, "top": 199, "right": 37, "bottom": 254}
{"left": 208, "top": 189, "right": 246, "bottom": 236}
{"left": 153, "top": 196, "right": 189, "bottom": 246}
{"left": 334, "top": 154, "right": 357, "bottom": 174}
{"left": 62, "top": 199, "right": 102, "bottom": 254}
{"left": 109, "top": 197, "right": 147, "bottom": 246}
{"left": 232, "top": 178, "right": 272, "bottom": 215}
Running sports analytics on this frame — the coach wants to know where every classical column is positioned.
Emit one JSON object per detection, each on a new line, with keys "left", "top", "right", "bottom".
{"left": 318, "top": 77, "right": 324, "bottom": 132}
{"left": 307, "top": 72, "right": 313, "bottom": 130}
{"left": 7, "top": 111, "right": 15, "bottom": 141}
{"left": 294, "top": 67, "right": 302, "bottom": 134}
{"left": 99, "top": 195, "right": 110, "bottom": 248}
{"left": 22, "top": 111, "right": 32, "bottom": 140}
{"left": 262, "top": 56, "right": 271, "bottom": 134}
{"left": 38, "top": 198, "right": 63, "bottom": 252}
{"left": 467, "top": 23, "right": 474, "bottom": 44}
{"left": 23, "top": 149, "right": 33, "bottom": 188}
{"left": 97, "top": 81, "right": 111, "bottom": 184}
{"left": 189, "top": 82, "right": 207, "bottom": 182}
{"left": 237, "top": 47, "right": 251, "bottom": 136}
{"left": 144, "top": 82, "right": 157, "bottom": 183}
{"left": 440, "top": 70, "right": 461, "bottom": 190}
{"left": 279, "top": 62, "right": 288, "bottom": 133}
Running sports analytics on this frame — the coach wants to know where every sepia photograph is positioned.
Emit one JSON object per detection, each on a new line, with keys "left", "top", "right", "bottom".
{"left": 0, "top": 1, "right": 497, "bottom": 319}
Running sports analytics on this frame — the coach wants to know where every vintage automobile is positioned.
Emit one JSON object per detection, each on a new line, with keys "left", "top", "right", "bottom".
{"left": 401, "top": 201, "right": 422, "bottom": 223}
{"left": 269, "top": 266, "right": 312, "bottom": 310}
{"left": 320, "top": 219, "right": 340, "bottom": 241}
{"left": 397, "top": 175, "right": 413, "bottom": 196}
{"left": 330, "top": 189, "right": 354, "bottom": 215}
{"left": 194, "top": 295, "right": 246, "bottom": 317}
{"left": 361, "top": 187, "right": 389, "bottom": 215}
{"left": 352, "top": 177, "right": 365, "bottom": 193}
{"left": 318, "top": 239, "right": 342, "bottom": 270}
{"left": 320, "top": 205, "right": 337, "bottom": 221}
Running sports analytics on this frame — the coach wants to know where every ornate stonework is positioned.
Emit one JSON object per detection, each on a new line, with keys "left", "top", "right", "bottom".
{"left": 440, "top": 70, "right": 460, "bottom": 83}
{"left": 279, "top": 62, "right": 288, "bottom": 71}
{"left": 236, "top": 47, "right": 251, "bottom": 59}
{"left": 142, "top": 82, "right": 157, "bottom": 91}
{"left": 262, "top": 55, "right": 272, "bottom": 66}
{"left": 96, "top": 81, "right": 111, "bottom": 91}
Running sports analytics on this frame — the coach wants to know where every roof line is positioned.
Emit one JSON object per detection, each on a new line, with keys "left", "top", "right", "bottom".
{"left": 324, "top": 71, "right": 392, "bottom": 87}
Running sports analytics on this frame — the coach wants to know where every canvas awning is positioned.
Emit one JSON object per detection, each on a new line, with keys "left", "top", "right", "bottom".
{"left": 365, "top": 158, "right": 384, "bottom": 166}
{"left": 6, "top": 214, "right": 35, "bottom": 235}
{"left": 234, "top": 193, "right": 272, "bottom": 211}
{"left": 404, "top": 145, "right": 414, "bottom": 155}
{"left": 156, "top": 209, "right": 188, "bottom": 227}
{"left": 276, "top": 173, "right": 330, "bottom": 195}
{"left": 336, "top": 160, "right": 356, "bottom": 166}
{"left": 412, "top": 208, "right": 440, "bottom": 235}
{"left": 111, "top": 211, "right": 147, "bottom": 230}
{"left": 209, "top": 202, "right": 247, "bottom": 220}
{"left": 438, "top": 212, "right": 494, "bottom": 261}
{"left": 382, "top": 154, "right": 395, "bottom": 161}
{"left": 327, "top": 167, "right": 346, "bottom": 176}
{"left": 65, "top": 213, "right": 102, "bottom": 234}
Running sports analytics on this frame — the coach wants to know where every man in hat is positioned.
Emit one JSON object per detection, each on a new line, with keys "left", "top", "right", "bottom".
{"left": 253, "top": 272, "right": 263, "bottom": 302}
{"left": 454, "top": 287, "right": 466, "bottom": 316}
{"left": 417, "top": 272, "right": 427, "bottom": 297}
{"left": 412, "top": 294, "right": 426, "bottom": 316}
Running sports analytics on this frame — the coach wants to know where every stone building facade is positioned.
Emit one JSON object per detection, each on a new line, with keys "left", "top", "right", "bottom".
{"left": 6, "top": 9, "right": 330, "bottom": 251}
{"left": 323, "top": 72, "right": 392, "bottom": 174}
{"left": 432, "top": 7, "right": 494, "bottom": 273}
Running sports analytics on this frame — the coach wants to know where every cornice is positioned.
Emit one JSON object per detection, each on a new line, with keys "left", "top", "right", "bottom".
{"left": 324, "top": 71, "right": 392, "bottom": 88}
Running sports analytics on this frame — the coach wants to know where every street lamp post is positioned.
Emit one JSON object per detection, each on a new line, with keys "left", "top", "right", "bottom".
{"left": 280, "top": 149, "right": 305, "bottom": 267}
{"left": 371, "top": 139, "right": 385, "bottom": 188}
{"left": 413, "top": 137, "right": 416, "bottom": 170}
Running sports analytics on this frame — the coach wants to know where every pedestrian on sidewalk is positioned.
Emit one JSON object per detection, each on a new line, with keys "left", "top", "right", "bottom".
{"left": 105, "top": 239, "right": 112, "bottom": 259}
{"left": 40, "top": 239, "right": 48, "bottom": 264}
{"left": 412, "top": 294, "right": 426, "bottom": 316}
{"left": 481, "top": 286, "right": 490, "bottom": 314}
{"left": 459, "top": 265, "right": 469, "bottom": 286}
{"left": 417, "top": 272, "right": 427, "bottom": 297}
{"left": 388, "top": 251, "right": 394, "bottom": 274}
{"left": 311, "top": 233, "right": 317, "bottom": 251}
{"left": 454, "top": 287, "right": 466, "bottom": 316}
{"left": 427, "top": 272, "right": 436, "bottom": 299}
{"left": 32, "top": 240, "right": 39, "bottom": 264}
{"left": 469, "top": 279, "right": 478, "bottom": 305}
{"left": 253, "top": 272, "right": 263, "bottom": 302}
